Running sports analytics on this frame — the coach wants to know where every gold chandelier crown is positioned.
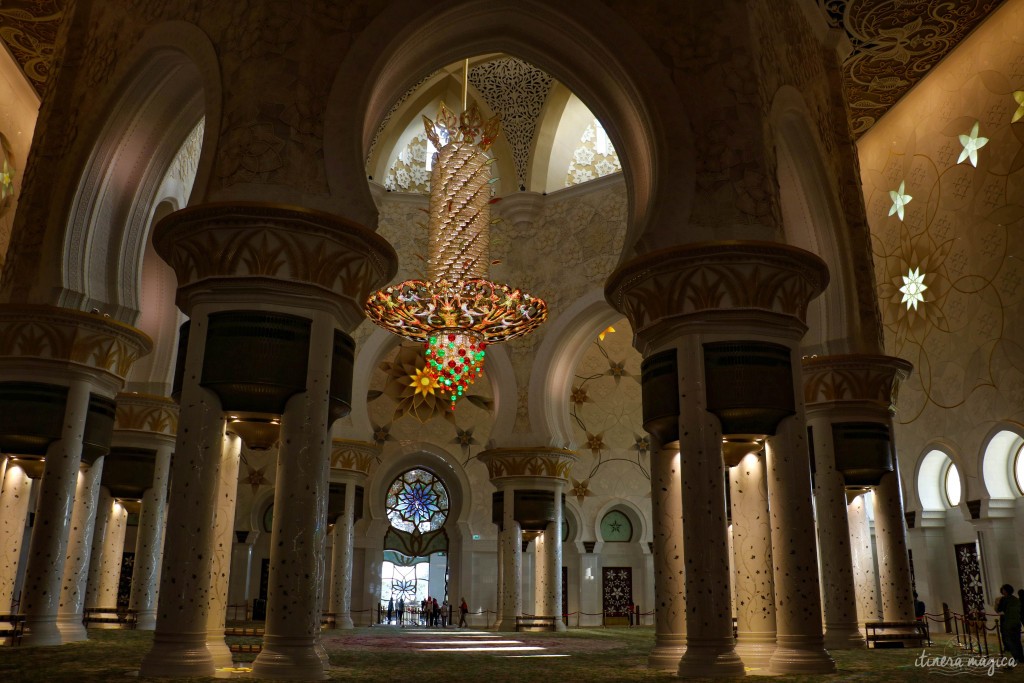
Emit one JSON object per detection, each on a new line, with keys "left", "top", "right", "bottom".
{"left": 365, "top": 101, "right": 548, "bottom": 407}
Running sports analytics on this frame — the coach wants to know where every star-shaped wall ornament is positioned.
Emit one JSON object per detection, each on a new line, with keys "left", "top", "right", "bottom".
{"left": 585, "top": 432, "right": 606, "bottom": 456}
{"left": 241, "top": 463, "right": 271, "bottom": 496}
{"left": 899, "top": 267, "right": 928, "bottom": 310}
{"left": 1013, "top": 91, "right": 1024, "bottom": 124}
{"left": 957, "top": 121, "right": 988, "bottom": 167}
{"left": 888, "top": 181, "right": 912, "bottom": 221}
{"left": 569, "top": 478, "right": 592, "bottom": 504}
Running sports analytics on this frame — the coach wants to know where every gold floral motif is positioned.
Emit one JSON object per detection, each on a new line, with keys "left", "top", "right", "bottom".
{"left": 0, "top": 305, "right": 151, "bottom": 381}
{"left": 329, "top": 439, "right": 379, "bottom": 475}
{"left": 606, "top": 242, "right": 829, "bottom": 339}
{"left": 114, "top": 393, "right": 178, "bottom": 435}
{"left": 478, "top": 447, "right": 578, "bottom": 482}
{"left": 802, "top": 354, "right": 913, "bottom": 413}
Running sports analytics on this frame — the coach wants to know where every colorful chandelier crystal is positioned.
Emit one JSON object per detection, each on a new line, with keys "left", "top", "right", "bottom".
{"left": 365, "top": 101, "right": 547, "bottom": 407}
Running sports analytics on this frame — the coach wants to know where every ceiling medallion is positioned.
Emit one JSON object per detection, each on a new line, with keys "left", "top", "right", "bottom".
{"left": 365, "top": 98, "right": 547, "bottom": 408}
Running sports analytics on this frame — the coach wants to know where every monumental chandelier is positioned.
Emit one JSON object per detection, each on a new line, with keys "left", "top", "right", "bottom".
{"left": 365, "top": 101, "right": 547, "bottom": 407}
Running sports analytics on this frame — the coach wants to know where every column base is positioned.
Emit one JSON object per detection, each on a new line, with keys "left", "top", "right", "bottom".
{"left": 554, "top": 618, "right": 567, "bottom": 632}
{"left": 139, "top": 630, "right": 215, "bottom": 678}
{"left": 768, "top": 636, "right": 836, "bottom": 675}
{"left": 823, "top": 624, "right": 866, "bottom": 650}
{"left": 56, "top": 613, "right": 88, "bottom": 643}
{"left": 251, "top": 634, "right": 327, "bottom": 681}
{"left": 20, "top": 616, "right": 64, "bottom": 647}
{"left": 493, "top": 617, "right": 518, "bottom": 632}
{"left": 648, "top": 635, "right": 686, "bottom": 670}
{"left": 206, "top": 631, "right": 234, "bottom": 669}
{"left": 338, "top": 614, "right": 354, "bottom": 630}
{"left": 677, "top": 639, "right": 745, "bottom": 678}
{"left": 135, "top": 610, "right": 156, "bottom": 631}
{"left": 735, "top": 634, "right": 776, "bottom": 670}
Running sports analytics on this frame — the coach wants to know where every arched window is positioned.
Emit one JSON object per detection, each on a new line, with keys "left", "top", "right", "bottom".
{"left": 600, "top": 509, "right": 632, "bottom": 542}
{"left": 945, "top": 462, "right": 962, "bottom": 507}
{"left": 262, "top": 503, "right": 274, "bottom": 533}
{"left": 386, "top": 468, "right": 449, "bottom": 533}
{"left": 1015, "top": 442, "right": 1024, "bottom": 496}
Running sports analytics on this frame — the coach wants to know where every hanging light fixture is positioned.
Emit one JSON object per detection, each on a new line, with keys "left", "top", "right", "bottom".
{"left": 365, "top": 68, "right": 547, "bottom": 408}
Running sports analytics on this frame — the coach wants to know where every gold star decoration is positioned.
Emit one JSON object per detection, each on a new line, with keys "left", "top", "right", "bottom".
{"left": 598, "top": 325, "right": 615, "bottom": 341}
{"left": 569, "top": 478, "right": 592, "bottom": 504}
{"left": 585, "top": 432, "right": 606, "bottom": 456}
{"left": 1013, "top": 91, "right": 1024, "bottom": 124}
{"left": 241, "top": 463, "right": 270, "bottom": 496}
{"left": 408, "top": 366, "right": 439, "bottom": 398}
{"left": 570, "top": 385, "right": 589, "bottom": 406}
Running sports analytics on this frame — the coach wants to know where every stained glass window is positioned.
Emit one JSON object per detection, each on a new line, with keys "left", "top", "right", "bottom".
{"left": 386, "top": 468, "right": 449, "bottom": 533}
{"left": 601, "top": 510, "right": 632, "bottom": 542}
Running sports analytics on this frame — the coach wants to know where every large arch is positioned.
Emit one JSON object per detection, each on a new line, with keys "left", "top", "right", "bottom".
{"left": 915, "top": 444, "right": 966, "bottom": 512}
{"left": 57, "top": 21, "right": 220, "bottom": 324}
{"left": 324, "top": 0, "right": 694, "bottom": 260}
{"left": 980, "top": 424, "right": 1024, "bottom": 500}
{"left": 771, "top": 86, "right": 862, "bottom": 354}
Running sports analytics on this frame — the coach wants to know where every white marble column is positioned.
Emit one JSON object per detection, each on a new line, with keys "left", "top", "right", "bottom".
{"left": 496, "top": 487, "right": 522, "bottom": 632}
{"left": 21, "top": 380, "right": 92, "bottom": 647}
{"left": 252, "top": 316, "right": 334, "bottom": 681}
{"left": 228, "top": 534, "right": 255, "bottom": 610}
{"left": 676, "top": 339, "right": 744, "bottom": 678}
{"left": 730, "top": 452, "right": 776, "bottom": 670}
{"left": 873, "top": 465, "right": 915, "bottom": 621}
{"left": 807, "top": 417, "right": 864, "bottom": 649}
{"left": 56, "top": 456, "right": 105, "bottom": 641}
{"left": 329, "top": 481, "right": 356, "bottom": 629}
{"left": 847, "top": 492, "right": 881, "bottom": 625}
{"left": 649, "top": 444, "right": 686, "bottom": 669}
{"left": 129, "top": 442, "right": 173, "bottom": 630}
{"left": 206, "top": 433, "right": 241, "bottom": 667}
{"left": 92, "top": 497, "right": 128, "bottom": 618}
{"left": 534, "top": 487, "right": 565, "bottom": 631}
{"left": 494, "top": 529, "right": 505, "bottom": 628}
{"left": 765, "top": 408, "right": 835, "bottom": 674}
{"left": 0, "top": 462, "right": 34, "bottom": 613}
{"left": 140, "top": 309, "right": 228, "bottom": 678}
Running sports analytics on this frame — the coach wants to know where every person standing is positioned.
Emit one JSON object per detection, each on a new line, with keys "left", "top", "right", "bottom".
{"left": 441, "top": 599, "right": 449, "bottom": 627}
{"left": 387, "top": 597, "right": 394, "bottom": 625}
{"left": 397, "top": 597, "right": 405, "bottom": 626}
{"left": 996, "top": 584, "right": 1024, "bottom": 665}
{"left": 432, "top": 597, "right": 440, "bottom": 627}
{"left": 459, "top": 597, "right": 469, "bottom": 628}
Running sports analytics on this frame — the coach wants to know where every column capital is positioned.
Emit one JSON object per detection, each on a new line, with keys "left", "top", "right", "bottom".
{"left": 478, "top": 446, "right": 577, "bottom": 485}
{"left": 0, "top": 304, "right": 152, "bottom": 391}
{"left": 802, "top": 354, "right": 913, "bottom": 415}
{"left": 153, "top": 201, "right": 398, "bottom": 326}
{"left": 114, "top": 392, "right": 178, "bottom": 440}
{"left": 604, "top": 241, "right": 828, "bottom": 352}
{"left": 329, "top": 439, "right": 379, "bottom": 478}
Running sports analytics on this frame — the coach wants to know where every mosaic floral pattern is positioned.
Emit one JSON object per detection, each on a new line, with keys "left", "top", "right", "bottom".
{"left": 383, "top": 133, "right": 431, "bottom": 193}
{"left": 566, "top": 119, "right": 622, "bottom": 186}
{"left": 602, "top": 566, "right": 632, "bottom": 616}
{"left": 386, "top": 468, "right": 449, "bottom": 534}
{"left": 954, "top": 542, "right": 986, "bottom": 617}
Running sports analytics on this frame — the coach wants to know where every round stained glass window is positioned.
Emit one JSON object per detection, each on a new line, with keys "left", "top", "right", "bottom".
{"left": 386, "top": 468, "right": 449, "bottom": 533}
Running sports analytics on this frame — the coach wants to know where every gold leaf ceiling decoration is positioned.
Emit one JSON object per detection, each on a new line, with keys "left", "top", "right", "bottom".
{"left": 0, "top": 2, "right": 1003, "bottom": 136}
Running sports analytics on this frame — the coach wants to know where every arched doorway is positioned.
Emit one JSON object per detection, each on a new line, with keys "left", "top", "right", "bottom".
{"left": 380, "top": 467, "right": 451, "bottom": 624}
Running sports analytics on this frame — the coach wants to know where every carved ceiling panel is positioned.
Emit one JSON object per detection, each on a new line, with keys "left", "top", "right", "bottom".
{"left": 0, "top": 0, "right": 65, "bottom": 96}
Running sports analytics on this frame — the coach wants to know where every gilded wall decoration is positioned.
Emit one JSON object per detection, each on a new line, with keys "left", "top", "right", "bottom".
{"left": 801, "top": 354, "right": 911, "bottom": 411}
{"left": 817, "top": 0, "right": 1003, "bottom": 136}
{"left": 859, "top": 1, "right": 1024, "bottom": 465}
{"left": 569, "top": 323, "right": 649, "bottom": 494}
{"left": 468, "top": 57, "right": 553, "bottom": 189}
{"left": 329, "top": 439, "right": 379, "bottom": 474}
{"left": 478, "top": 447, "right": 578, "bottom": 482}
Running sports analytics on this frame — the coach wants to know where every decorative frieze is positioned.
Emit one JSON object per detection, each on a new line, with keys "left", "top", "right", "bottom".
{"left": 801, "top": 354, "right": 912, "bottom": 413}
{"left": 478, "top": 447, "right": 578, "bottom": 482}
{"left": 114, "top": 393, "right": 178, "bottom": 436}
{"left": 329, "top": 439, "right": 379, "bottom": 476}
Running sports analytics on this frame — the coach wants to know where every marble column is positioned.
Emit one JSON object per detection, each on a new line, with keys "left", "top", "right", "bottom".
{"left": 873, "top": 463, "right": 915, "bottom": 622}
{"left": 84, "top": 487, "right": 112, "bottom": 610}
{"left": 848, "top": 492, "right": 881, "bottom": 625}
{"left": 21, "top": 380, "right": 92, "bottom": 647}
{"left": 329, "top": 481, "right": 356, "bottom": 629}
{"left": 766, "top": 410, "right": 835, "bottom": 674}
{"left": 93, "top": 497, "right": 128, "bottom": 616}
{"left": 730, "top": 452, "right": 776, "bottom": 669}
{"left": 56, "top": 456, "right": 105, "bottom": 641}
{"left": 648, "top": 443, "right": 686, "bottom": 670}
{"left": 206, "top": 432, "right": 241, "bottom": 667}
{"left": 534, "top": 487, "right": 566, "bottom": 631}
{"left": 129, "top": 442, "right": 173, "bottom": 630}
{"left": 228, "top": 534, "right": 255, "bottom": 610}
{"left": 496, "top": 495, "right": 522, "bottom": 633}
{"left": 494, "top": 529, "right": 505, "bottom": 629}
{"left": 807, "top": 417, "right": 864, "bottom": 649}
{"left": 0, "top": 462, "right": 34, "bottom": 612}
{"left": 140, "top": 309, "right": 229, "bottom": 678}
{"left": 676, "top": 338, "right": 744, "bottom": 679}
{"left": 252, "top": 315, "right": 334, "bottom": 681}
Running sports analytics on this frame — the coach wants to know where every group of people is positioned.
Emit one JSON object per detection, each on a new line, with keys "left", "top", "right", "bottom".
{"left": 384, "top": 596, "right": 470, "bottom": 628}
{"left": 996, "top": 584, "right": 1024, "bottom": 666}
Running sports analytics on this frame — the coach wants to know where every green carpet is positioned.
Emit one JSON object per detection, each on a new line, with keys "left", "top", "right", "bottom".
{"left": 0, "top": 627, "right": 1019, "bottom": 682}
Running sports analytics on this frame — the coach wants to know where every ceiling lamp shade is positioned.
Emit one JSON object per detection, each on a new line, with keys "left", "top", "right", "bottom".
{"left": 365, "top": 102, "right": 547, "bottom": 407}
